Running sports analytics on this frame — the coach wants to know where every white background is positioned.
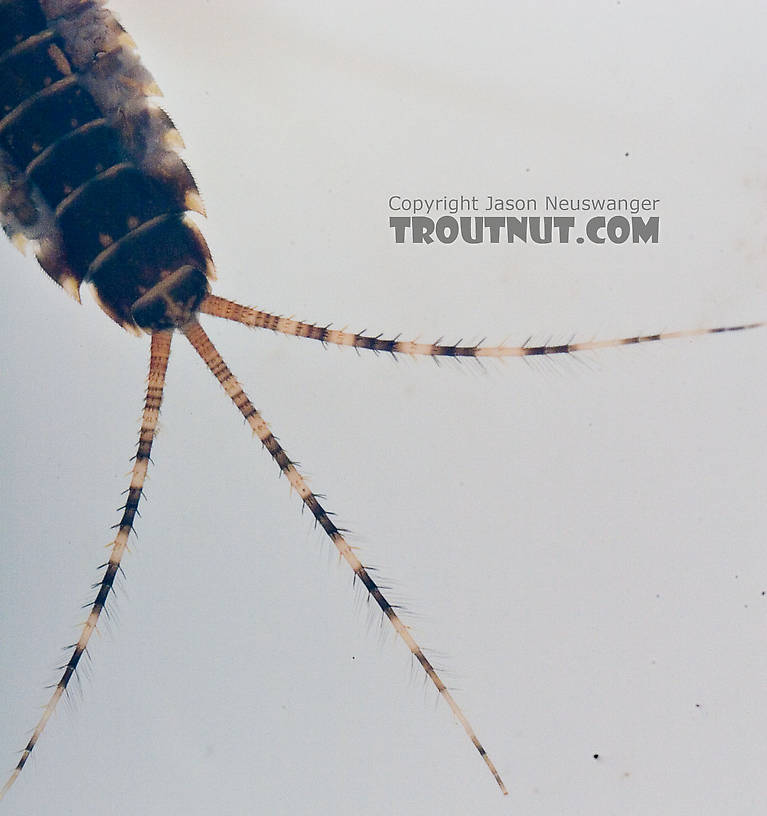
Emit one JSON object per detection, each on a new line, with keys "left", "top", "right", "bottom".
{"left": 1, "top": 1, "right": 765, "bottom": 813}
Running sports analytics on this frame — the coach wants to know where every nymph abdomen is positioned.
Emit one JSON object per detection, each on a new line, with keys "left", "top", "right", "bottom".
{"left": 0, "top": 0, "right": 212, "bottom": 330}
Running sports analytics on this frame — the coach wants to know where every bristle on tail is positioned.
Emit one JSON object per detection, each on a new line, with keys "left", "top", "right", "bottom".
{"left": 0, "top": 332, "right": 172, "bottom": 802}
{"left": 200, "top": 294, "right": 763, "bottom": 360}
{"left": 183, "top": 319, "right": 508, "bottom": 795}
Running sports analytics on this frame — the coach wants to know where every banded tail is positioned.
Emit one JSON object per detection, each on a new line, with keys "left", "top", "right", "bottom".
{"left": 200, "top": 294, "right": 764, "bottom": 360}
{"left": 183, "top": 319, "right": 509, "bottom": 795}
{"left": 0, "top": 331, "right": 172, "bottom": 803}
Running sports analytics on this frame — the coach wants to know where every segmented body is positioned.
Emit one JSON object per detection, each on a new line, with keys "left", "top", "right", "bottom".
{"left": 0, "top": 0, "right": 211, "bottom": 329}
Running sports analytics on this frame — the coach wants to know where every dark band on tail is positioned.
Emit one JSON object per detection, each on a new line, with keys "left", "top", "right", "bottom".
{"left": 200, "top": 294, "right": 763, "bottom": 360}
{"left": 183, "top": 319, "right": 508, "bottom": 795}
{"left": 0, "top": 331, "right": 172, "bottom": 802}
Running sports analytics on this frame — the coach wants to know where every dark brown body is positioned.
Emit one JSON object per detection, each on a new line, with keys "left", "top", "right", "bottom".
{"left": 0, "top": 0, "right": 212, "bottom": 330}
